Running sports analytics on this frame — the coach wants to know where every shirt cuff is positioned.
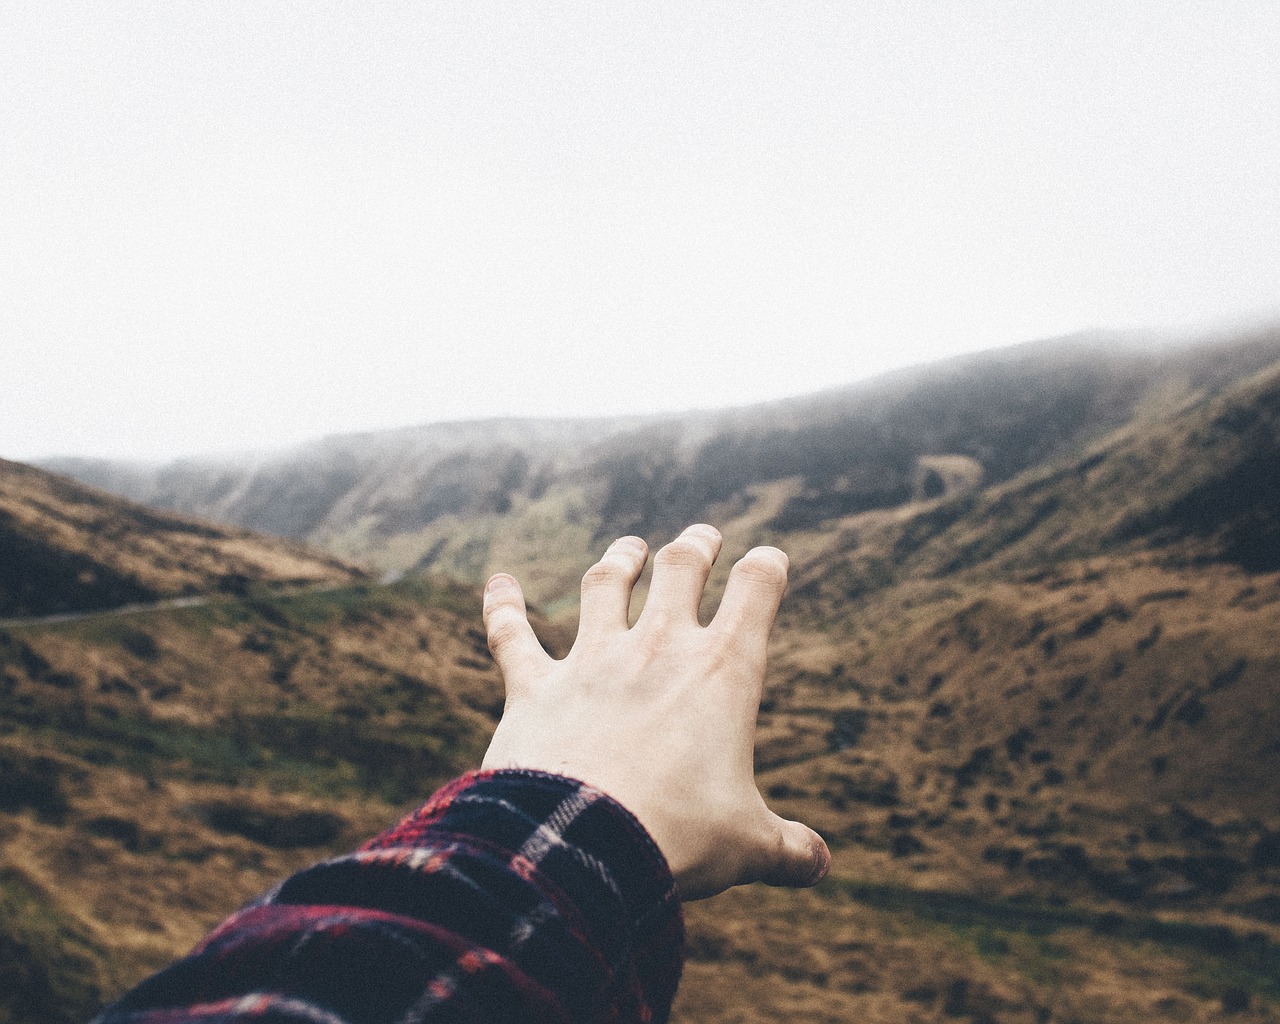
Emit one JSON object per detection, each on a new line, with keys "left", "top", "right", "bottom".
{"left": 359, "top": 769, "right": 686, "bottom": 1022}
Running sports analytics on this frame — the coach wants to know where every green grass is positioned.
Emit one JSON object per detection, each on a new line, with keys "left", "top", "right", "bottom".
{"left": 0, "top": 867, "right": 116, "bottom": 1024}
{"left": 3, "top": 696, "right": 480, "bottom": 807}
{"left": 10, "top": 574, "right": 481, "bottom": 642}
{"left": 4, "top": 575, "right": 490, "bottom": 795}
{"left": 826, "top": 877, "right": 1280, "bottom": 1005}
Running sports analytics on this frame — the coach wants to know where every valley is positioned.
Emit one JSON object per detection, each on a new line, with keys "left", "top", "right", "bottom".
{"left": 4, "top": 323, "right": 1280, "bottom": 1022}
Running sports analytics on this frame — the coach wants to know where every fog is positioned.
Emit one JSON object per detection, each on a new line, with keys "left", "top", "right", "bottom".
{"left": 3, "top": 1, "right": 1278, "bottom": 459}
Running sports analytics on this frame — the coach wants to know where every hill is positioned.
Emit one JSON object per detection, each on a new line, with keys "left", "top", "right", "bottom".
{"left": 41, "top": 322, "right": 1280, "bottom": 614}
{"left": 5, "top": 324, "right": 1280, "bottom": 1023}
{"left": 0, "top": 578, "right": 526, "bottom": 1023}
{"left": 752, "top": 358, "right": 1280, "bottom": 883}
{"left": 0, "top": 459, "right": 366, "bottom": 619}
{"left": 0, "top": 467, "right": 570, "bottom": 1024}
{"left": 0, "top": 464, "right": 475, "bottom": 1022}
{"left": 670, "top": 357, "right": 1280, "bottom": 1020}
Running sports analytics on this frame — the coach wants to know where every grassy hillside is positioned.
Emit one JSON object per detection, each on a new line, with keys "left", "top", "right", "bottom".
{"left": 5, "top": 566, "right": 1276, "bottom": 1024}
{"left": 6, "top": 329, "right": 1280, "bottom": 1023}
{"left": 0, "top": 459, "right": 365, "bottom": 619}
{"left": 0, "top": 578, "right": 558, "bottom": 1024}
{"left": 663, "top": 358, "right": 1280, "bottom": 1021}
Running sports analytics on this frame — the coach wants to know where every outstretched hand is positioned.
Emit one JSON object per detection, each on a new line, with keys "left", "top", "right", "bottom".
{"left": 480, "top": 524, "right": 830, "bottom": 901}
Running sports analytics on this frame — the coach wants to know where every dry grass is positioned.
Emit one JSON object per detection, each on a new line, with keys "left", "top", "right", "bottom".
{"left": 4, "top": 354, "right": 1280, "bottom": 1022}
{"left": 0, "top": 459, "right": 365, "bottom": 620}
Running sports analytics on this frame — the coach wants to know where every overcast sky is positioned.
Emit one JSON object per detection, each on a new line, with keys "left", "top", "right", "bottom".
{"left": 3, "top": 1, "right": 1278, "bottom": 461}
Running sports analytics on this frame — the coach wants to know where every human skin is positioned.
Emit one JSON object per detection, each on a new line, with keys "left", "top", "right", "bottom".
{"left": 481, "top": 523, "right": 831, "bottom": 901}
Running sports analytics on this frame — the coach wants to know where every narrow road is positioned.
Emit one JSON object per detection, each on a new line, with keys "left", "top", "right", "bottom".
{"left": 0, "top": 581, "right": 361, "bottom": 631}
{"left": 0, "top": 594, "right": 217, "bottom": 630}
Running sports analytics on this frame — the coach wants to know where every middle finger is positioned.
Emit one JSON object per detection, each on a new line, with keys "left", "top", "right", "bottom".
{"left": 640, "top": 524, "right": 723, "bottom": 626}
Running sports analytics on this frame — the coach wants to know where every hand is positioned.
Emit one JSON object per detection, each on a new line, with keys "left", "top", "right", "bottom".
{"left": 480, "top": 523, "right": 830, "bottom": 900}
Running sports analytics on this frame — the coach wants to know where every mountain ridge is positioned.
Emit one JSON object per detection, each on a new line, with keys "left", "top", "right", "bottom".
{"left": 38, "top": 322, "right": 1280, "bottom": 612}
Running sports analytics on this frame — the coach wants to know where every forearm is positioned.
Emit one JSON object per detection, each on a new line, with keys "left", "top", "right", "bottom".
{"left": 94, "top": 770, "right": 685, "bottom": 1024}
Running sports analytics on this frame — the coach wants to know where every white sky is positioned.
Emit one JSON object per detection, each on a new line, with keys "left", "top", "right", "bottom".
{"left": 3, "top": 1, "right": 1279, "bottom": 460}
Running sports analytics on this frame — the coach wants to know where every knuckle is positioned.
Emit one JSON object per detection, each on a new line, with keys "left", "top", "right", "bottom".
{"left": 485, "top": 617, "right": 526, "bottom": 656}
{"left": 581, "top": 558, "right": 626, "bottom": 589}
{"left": 655, "top": 538, "right": 712, "bottom": 570}
{"left": 733, "top": 551, "right": 787, "bottom": 586}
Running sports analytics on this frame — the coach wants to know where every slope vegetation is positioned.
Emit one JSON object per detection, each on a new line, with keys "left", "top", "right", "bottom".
{"left": 0, "top": 459, "right": 365, "bottom": 618}
{"left": 669, "top": 357, "right": 1280, "bottom": 1020}
{"left": 0, "top": 577, "right": 564, "bottom": 1024}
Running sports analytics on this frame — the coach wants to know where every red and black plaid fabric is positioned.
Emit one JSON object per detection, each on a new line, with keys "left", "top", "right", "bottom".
{"left": 93, "top": 770, "right": 685, "bottom": 1024}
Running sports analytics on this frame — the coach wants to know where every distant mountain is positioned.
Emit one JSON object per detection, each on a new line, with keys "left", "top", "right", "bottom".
{"left": 42, "top": 416, "right": 647, "bottom": 544}
{"left": 789, "top": 349, "right": 1280, "bottom": 603}
{"left": 0, "top": 458, "right": 366, "bottom": 618}
{"left": 42, "top": 323, "right": 1280, "bottom": 612}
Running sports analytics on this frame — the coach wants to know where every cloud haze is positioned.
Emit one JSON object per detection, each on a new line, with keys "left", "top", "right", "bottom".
{"left": 3, "top": 1, "right": 1278, "bottom": 459}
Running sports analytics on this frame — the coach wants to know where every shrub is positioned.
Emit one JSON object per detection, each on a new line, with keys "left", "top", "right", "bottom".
{"left": 942, "top": 978, "right": 970, "bottom": 1016}
{"left": 827, "top": 709, "right": 869, "bottom": 750}
{"left": 195, "top": 802, "right": 346, "bottom": 849}
{"left": 890, "top": 832, "right": 926, "bottom": 858}
{"left": 1211, "top": 658, "right": 1247, "bottom": 690}
{"left": 1252, "top": 832, "right": 1280, "bottom": 870}
{"left": 118, "top": 628, "right": 158, "bottom": 660}
{"left": 1173, "top": 695, "right": 1207, "bottom": 726}
{"left": 82, "top": 815, "right": 145, "bottom": 851}
{"left": 0, "top": 747, "right": 71, "bottom": 822}
{"left": 954, "top": 746, "right": 995, "bottom": 788}
{"left": 1004, "top": 728, "right": 1034, "bottom": 762}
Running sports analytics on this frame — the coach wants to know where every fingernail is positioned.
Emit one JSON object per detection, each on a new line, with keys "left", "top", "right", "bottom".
{"left": 809, "top": 841, "right": 831, "bottom": 886}
{"left": 485, "top": 574, "right": 516, "bottom": 594}
{"left": 609, "top": 536, "right": 646, "bottom": 554}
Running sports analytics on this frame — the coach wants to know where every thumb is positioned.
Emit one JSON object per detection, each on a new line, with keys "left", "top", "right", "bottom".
{"left": 754, "top": 814, "right": 831, "bottom": 889}
{"left": 483, "top": 574, "right": 549, "bottom": 687}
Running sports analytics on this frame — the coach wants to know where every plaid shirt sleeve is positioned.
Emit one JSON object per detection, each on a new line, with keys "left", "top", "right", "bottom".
{"left": 92, "top": 770, "right": 685, "bottom": 1024}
